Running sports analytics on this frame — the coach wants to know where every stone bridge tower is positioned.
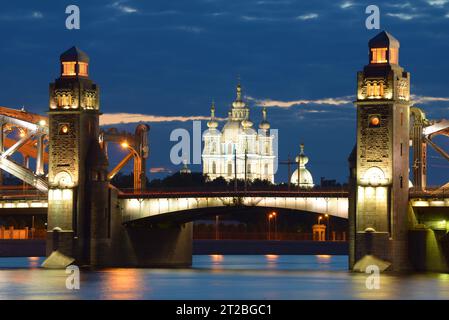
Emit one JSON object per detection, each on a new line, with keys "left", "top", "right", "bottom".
{"left": 46, "top": 47, "right": 107, "bottom": 265}
{"left": 350, "top": 31, "right": 411, "bottom": 271}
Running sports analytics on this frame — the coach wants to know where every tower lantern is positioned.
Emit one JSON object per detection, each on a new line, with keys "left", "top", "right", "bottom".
{"left": 368, "top": 31, "right": 399, "bottom": 65}
{"left": 50, "top": 47, "right": 99, "bottom": 111}
{"left": 60, "top": 46, "right": 89, "bottom": 78}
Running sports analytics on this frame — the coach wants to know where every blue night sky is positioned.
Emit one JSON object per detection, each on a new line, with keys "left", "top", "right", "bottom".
{"left": 2, "top": 0, "right": 449, "bottom": 185}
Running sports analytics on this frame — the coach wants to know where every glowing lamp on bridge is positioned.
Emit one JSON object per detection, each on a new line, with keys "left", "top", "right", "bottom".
{"left": 121, "top": 141, "right": 129, "bottom": 149}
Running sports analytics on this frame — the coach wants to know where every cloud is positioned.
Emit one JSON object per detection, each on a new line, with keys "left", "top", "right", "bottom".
{"left": 150, "top": 167, "right": 172, "bottom": 174}
{"left": 388, "top": 2, "right": 415, "bottom": 9}
{"left": 248, "top": 96, "right": 353, "bottom": 108}
{"left": 386, "top": 13, "right": 421, "bottom": 20}
{"left": 31, "top": 11, "right": 43, "bottom": 19}
{"left": 171, "top": 26, "right": 204, "bottom": 33}
{"left": 110, "top": 1, "right": 138, "bottom": 14}
{"left": 296, "top": 13, "right": 319, "bottom": 20}
{"left": 0, "top": 11, "right": 44, "bottom": 21}
{"left": 426, "top": 0, "right": 449, "bottom": 7}
{"left": 100, "top": 113, "right": 218, "bottom": 125}
{"left": 340, "top": 1, "right": 354, "bottom": 9}
{"left": 241, "top": 15, "right": 276, "bottom": 22}
{"left": 412, "top": 95, "right": 449, "bottom": 104}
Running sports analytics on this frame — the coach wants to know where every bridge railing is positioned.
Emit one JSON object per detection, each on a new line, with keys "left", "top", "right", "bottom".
{"left": 409, "top": 186, "right": 449, "bottom": 198}
{"left": 0, "top": 187, "right": 47, "bottom": 200}
{"left": 118, "top": 186, "right": 349, "bottom": 197}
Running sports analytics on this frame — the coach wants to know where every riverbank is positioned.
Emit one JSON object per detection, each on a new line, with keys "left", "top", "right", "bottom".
{"left": 0, "top": 239, "right": 348, "bottom": 257}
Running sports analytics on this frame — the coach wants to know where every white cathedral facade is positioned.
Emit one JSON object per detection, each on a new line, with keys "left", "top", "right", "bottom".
{"left": 202, "top": 83, "right": 275, "bottom": 183}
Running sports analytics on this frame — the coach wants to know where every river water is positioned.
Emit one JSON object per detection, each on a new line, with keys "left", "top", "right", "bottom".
{"left": 0, "top": 255, "right": 448, "bottom": 299}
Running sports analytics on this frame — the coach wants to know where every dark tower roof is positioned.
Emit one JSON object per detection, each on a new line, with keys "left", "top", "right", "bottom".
{"left": 60, "top": 46, "right": 90, "bottom": 63}
{"left": 369, "top": 31, "right": 400, "bottom": 48}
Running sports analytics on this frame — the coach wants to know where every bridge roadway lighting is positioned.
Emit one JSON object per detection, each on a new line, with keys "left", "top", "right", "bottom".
{"left": 318, "top": 215, "right": 323, "bottom": 225}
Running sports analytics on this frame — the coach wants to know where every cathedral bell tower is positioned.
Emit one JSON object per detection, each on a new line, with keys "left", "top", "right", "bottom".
{"left": 351, "top": 31, "right": 411, "bottom": 271}
{"left": 46, "top": 47, "right": 103, "bottom": 264}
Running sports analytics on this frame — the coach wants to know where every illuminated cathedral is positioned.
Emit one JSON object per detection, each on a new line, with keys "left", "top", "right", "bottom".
{"left": 202, "top": 83, "right": 275, "bottom": 182}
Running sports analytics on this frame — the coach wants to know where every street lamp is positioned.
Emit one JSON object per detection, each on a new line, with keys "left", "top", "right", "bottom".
{"left": 268, "top": 213, "right": 274, "bottom": 240}
{"left": 215, "top": 215, "right": 219, "bottom": 240}
{"left": 121, "top": 141, "right": 129, "bottom": 149}
{"left": 324, "top": 213, "right": 331, "bottom": 241}
{"left": 318, "top": 216, "right": 323, "bottom": 225}
{"left": 271, "top": 212, "right": 277, "bottom": 240}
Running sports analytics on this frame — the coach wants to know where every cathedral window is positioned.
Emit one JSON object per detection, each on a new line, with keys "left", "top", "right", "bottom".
{"left": 264, "top": 164, "right": 269, "bottom": 175}
{"left": 62, "top": 62, "right": 76, "bottom": 76}
{"left": 227, "top": 163, "right": 232, "bottom": 176}
{"left": 371, "top": 48, "right": 388, "bottom": 64}
{"left": 212, "top": 162, "right": 216, "bottom": 174}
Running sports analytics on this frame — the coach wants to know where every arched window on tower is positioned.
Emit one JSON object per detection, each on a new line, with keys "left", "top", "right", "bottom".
{"left": 264, "top": 163, "right": 269, "bottom": 175}
{"left": 227, "top": 162, "right": 232, "bottom": 176}
{"left": 212, "top": 161, "right": 216, "bottom": 174}
{"left": 371, "top": 48, "right": 388, "bottom": 64}
{"left": 366, "top": 81, "right": 384, "bottom": 98}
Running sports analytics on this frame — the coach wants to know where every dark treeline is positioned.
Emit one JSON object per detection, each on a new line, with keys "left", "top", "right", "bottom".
{"left": 111, "top": 171, "right": 346, "bottom": 191}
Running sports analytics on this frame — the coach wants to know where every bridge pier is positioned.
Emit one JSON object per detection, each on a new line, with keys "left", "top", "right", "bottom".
{"left": 88, "top": 188, "right": 192, "bottom": 267}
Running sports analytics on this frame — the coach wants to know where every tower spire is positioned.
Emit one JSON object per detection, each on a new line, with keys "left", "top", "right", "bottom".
{"left": 236, "top": 76, "right": 242, "bottom": 101}
{"left": 211, "top": 100, "right": 216, "bottom": 118}
{"left": 207, "top": 100, "right": 218, "bottom": 129}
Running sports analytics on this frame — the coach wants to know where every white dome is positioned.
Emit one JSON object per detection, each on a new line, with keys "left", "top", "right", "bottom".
{"left": 203, "top": 128, "right": 221, "bottom": 138}
{"left": 291, "top": 168, "right": 314, "bottom": 188}
{"left": 221, "top": 120, "right": 243, "bottom": 143}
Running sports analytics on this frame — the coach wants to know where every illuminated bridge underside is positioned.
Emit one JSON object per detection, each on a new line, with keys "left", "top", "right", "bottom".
{"left": 120, "top": 195, "right": 349, "bottom": 223}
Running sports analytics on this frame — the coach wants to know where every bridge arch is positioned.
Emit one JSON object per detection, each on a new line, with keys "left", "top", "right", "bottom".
{"left": 119, "top": 195, "right": 348, "bottom": 224}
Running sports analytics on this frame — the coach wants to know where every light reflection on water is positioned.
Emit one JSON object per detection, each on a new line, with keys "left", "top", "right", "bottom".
{"left": 0, "top": 255, "right": 448, "bottom": 300}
